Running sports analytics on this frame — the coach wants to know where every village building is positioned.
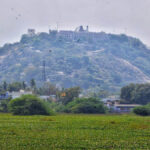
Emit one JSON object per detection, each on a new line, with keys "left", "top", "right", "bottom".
{"left": 102, "top": 96, "right": 141, "bottom": 113}
{"left": 9, "top": 90, "right": 33, "bottom": 99}
{"left": 40, "top": 95, "right": 56, "bottom": 101}
{"left": 0, "top": 92, "right": 10, "bottom": 100}
{"left": 113, "top": 103, "right": 141, "bottom": 113}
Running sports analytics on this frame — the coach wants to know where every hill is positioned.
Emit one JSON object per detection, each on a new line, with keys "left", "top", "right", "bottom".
{"left": 0, "top": 27, "right": 150, "bottom": 92}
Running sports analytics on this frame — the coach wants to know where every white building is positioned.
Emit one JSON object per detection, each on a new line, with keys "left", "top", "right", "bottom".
{"left": 113, "top": 103, "right": 141, "bottom": 113}
{"left": 40, "top": 95, "right": 56, "bottom": 101}
{"left": 9, "top": 90, "right": 33, "bottom": 99}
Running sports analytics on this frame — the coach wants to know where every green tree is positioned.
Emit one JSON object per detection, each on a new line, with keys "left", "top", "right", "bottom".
{"left": 120, "top": 83, "right": 136, "bottom": 102}
{"left": 65, "top": 97, "right": 107, "bottom": 114}
{"left": 3, "top": 81, "right": 7, "bottom": 91}
{"left": 120, "top": 83, "right": 150, "bottom": 104}
{"left": 36, "top": 82, "right": 58, "bottom": 95}
{"left": 133, "top": 104, "right": 150, "bottom": 116}
{"left": 22, "top": 81, "right": 26, "bottom": 90}
{"left": 0, "top": 98, "right": 11, "bottom": 112}
{"left": 60, "top": 87, "right": 81, "bottom": 105}
{"left": 131, "top": 84, "right": 150, "bottom": 104}
{"left": 90, "top": 90, "right": 110, "bottom": 98}
{"left": 8, "top": 82, "right": 23, "bottom": 92}
{"left": 9, "top": 94, "right": 52, "bottom": 115}
{"left": 30, "top": 79, "right": 36, "bottom": 88}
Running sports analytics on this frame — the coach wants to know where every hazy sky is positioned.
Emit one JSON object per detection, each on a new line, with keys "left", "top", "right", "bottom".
{"left": 0, "top": 0, "right": 150, "bottom": 46}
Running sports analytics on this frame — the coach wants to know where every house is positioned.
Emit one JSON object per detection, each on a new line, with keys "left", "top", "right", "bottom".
{"left": 113, "top": 103, "right": 141, "bottom": 113}
{"left": 105, "top": 101, "right": 141, "bottom": 113}
{"left": 102, "top": 96, "right": 141, "bottom": 113}
{"left": 40, "top": 95, "right": 56, "bottom": 101}
{"left": 102, "top": 95, "right": 120, "bottom": 105}
{"left": 39, "top": 95, "right": 50, "bottom": 101}
{"left": 9, "top": 90, "right": 33, "bottom": 99}
{"left": 0, "top": 92, "right": 11, "bottom": 100}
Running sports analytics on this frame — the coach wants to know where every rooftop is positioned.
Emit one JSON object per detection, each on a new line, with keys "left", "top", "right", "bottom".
{"left": 114, "top": 104, "right": 141, "bottom": 107}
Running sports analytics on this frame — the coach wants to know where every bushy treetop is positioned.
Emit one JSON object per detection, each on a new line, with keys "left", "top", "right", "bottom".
{"left": 65, "top": 97, "right": 107, "bottom": 114}
{"left": 120, "top": 83, "right": 150, "bottom": 104}
{"left": 9, "top": 94, "right": 52, "bottom": 115}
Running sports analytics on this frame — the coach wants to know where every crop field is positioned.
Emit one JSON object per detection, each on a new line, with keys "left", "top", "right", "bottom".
{"left": 0, "top": 113, "right": 150, "bottom": 150}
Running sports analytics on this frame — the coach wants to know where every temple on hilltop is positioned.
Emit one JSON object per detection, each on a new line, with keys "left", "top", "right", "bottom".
{"left": 27, "top": 29, "right": 36, "bottom": 36}
{"left": 49, "top": 25, "right": 106, "bottom": 40}
{"left": 75, "top": 25, "right": 89, "bottom": 32}
{"left": 27, "top": 25, "right": 107, "bottom": 40}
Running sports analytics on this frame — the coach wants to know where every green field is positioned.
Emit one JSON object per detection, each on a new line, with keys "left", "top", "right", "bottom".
{"left": 0, "top": 113, "right": 150, "bottom": 150}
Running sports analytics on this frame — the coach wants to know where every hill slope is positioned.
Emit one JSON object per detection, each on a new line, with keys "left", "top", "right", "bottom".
{"left": 0, "top": 30, "right": 150, "bottom": 91}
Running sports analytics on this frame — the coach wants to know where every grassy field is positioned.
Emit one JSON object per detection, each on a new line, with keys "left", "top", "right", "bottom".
{"left": 0, "top": 113, "right": 150, "bottom": 150}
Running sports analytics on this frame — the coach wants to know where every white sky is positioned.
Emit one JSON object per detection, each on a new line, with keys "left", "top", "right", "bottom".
{"left": 0, "top": 0, "right": 150, "bottom": 46}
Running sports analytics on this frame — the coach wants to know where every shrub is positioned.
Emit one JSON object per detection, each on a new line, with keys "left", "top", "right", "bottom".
{"left": 49, "top": 101, "right": 66, "bottom": 113}
{"left": 0, "top": 98, "right": 11, "bottom": 113}
{"left": 65, "top": 97, "right": 107, "bottom": 114}
{"left": 133, "top": 105, "right": 150, "bottom": 116}
{"left": 9, "top": 95, "right": 52, "bottom": 115}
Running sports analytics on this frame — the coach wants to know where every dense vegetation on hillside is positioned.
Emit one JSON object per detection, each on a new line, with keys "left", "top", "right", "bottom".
{"left": 0, "top": 31, "right": 150, "bottom": 91}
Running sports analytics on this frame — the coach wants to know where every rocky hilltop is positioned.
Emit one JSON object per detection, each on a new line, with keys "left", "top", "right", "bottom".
{"left": 0, "top": 26, "right": 150, "bottom": 91}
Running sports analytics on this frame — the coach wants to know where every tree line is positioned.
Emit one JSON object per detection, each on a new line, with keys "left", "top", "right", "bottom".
{"left": 120, "top": 83, "right": 150, "bottom": 105}
{"left": 0, "top": 79, "right": 108, "bottom": 115}
{"left": 0, "top": 79, "right": 36, "bottom": 93}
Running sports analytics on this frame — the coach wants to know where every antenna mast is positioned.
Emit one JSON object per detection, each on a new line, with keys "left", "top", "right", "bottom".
{"left": 41, "top": 50, "right": 52, "bottom": 83}
{"left": 42, "top": 60, "right": 46, "bottom": 82}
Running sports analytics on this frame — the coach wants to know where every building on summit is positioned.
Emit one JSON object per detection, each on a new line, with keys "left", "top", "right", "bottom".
{"left": 27, "top": 25, "right": 107, "bottom": 41}
{"left": 49, "top": 25, "right": 104, "bottom": 40}
{"left": 27, "top": 29, "right": 36, "bottom": 36}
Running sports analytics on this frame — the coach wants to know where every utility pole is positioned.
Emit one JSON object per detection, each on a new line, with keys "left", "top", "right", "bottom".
{"left": 42, "top": 60, "right": 46, "bottom": 82}
{"left": 42, "top": 50, "right": 52, "bottom": 83}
